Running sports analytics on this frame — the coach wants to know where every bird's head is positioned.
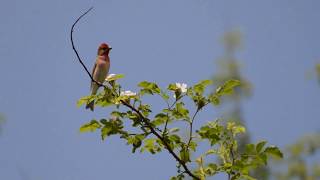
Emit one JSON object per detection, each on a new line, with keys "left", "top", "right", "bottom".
{"left": 98, "top": 43, "right": 112, "bottom": 56}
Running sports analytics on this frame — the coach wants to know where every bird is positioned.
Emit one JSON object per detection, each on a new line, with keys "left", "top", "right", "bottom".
{"left": 86, "top": 43, "right": 112, "bottom": 111}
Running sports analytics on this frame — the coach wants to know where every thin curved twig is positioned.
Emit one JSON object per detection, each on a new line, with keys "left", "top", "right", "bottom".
{"left": 70, "top": 7, "right": 103, "bottom": 86}
{"left": 187, "top": 102, "right": 209, "bottom": 149}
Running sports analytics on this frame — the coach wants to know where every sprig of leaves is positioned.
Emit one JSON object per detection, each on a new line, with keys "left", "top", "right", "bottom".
{"left": 78, "top": 77, "right": 282, "bottom": 180}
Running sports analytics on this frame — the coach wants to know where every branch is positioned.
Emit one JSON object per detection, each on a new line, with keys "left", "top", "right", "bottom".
{"left": 70, "top": 7, "right": 103, "bottom": 87}
{"left": 162, "top": 95, "right": 184, "bottom": 136}
{"left": 187, "top": 102, "right": 209, "bottom": 149}
{"left": 70, "top": 8, "right": 199, "bottom": 180}
{"left": 229, "top": 141, "right": 236, "bottom": 180}
{"left": 187, "top": 107, "right": 200, "bottom": 148}
{"left": 120, "top": 100, "right": 199, "bottom": 180}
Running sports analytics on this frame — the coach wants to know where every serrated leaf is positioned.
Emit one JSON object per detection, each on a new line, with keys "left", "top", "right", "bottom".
{"left": 138, "top": 81, "right": 161, "bottom": 94}
{"left": 264, "top": 146, "right": 283, "bottom": 158}
{"left": 256, "top": 141, "right": 267, "bottom": 153}
{"left": 215, "top": 79, "right": 241, "bottom": 96}
{"left": 224, "top": 79, "right": 241, "bottom": 89}
{"left": 79, "top": 120, "right": 101, "bottom": 133}
{"left": 194, "top": 79, "right": 213, "bottom": 95}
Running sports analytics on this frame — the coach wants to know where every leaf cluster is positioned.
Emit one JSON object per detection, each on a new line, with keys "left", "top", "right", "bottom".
{"left": 77, "top": 77, "right": 282, "bottom": 180}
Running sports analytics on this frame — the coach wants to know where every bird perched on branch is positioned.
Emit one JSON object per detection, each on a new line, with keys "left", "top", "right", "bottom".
{"left": 86, "top": 43, "right": 112, "bottom": 111}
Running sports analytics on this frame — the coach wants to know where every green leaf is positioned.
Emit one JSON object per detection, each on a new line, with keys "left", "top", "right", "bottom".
{"left": 101, "top": 125, "right": 112, "bottom": 140}
{"left": 256, "top": 141, "right": 267, "bottom": 153}
{"left": 77, "top": 95, "right": 95, "bottom": 107}
{"left": 194, "top": 79, "right": 213, "bottom": 95}
{"left": 160, "top": 91, "right": 169, "bottom": 100}
{"left": 205, "top": 163, "right": 218, "bottom": 176}
{"left": 111, "top": 111, "right": 126, "bottom": 118}
{"left": 105, "top": 74, "right": 125, "bottom": 81}
{"left": 188, "top": 141, "right": 197, "bottom": 151}
{"left": 143, "top": 138, "right": 161, "bottom": 154}
{"left": 99, "top": 119, "right": 124, "bottom": 140}
{"left": 224, "top": 79, "right": 241, "bottom": 89}
{"left": 138, "top": 81, "right": 160, "bottom": 94}
{"left": 79, "top": 120, "right": 101, "bottom": 133}
{"left": 180, "top": 146, "right": 191, "bottom": 162}
{"left": 216, "top": 79, "right": 241, "bottom": 96}
{"left": 152, "top": 113, "right": 168, "bottom": 126}
{"left": 172, "top": 102, "right": 189, "bottom": 120}
{"left": 192, "top": 95, "right": 207, "bottom": 110}
{"left": 208, "top": 94, "right": 220, "bottom": 106}
{"left": 198, "top": 121, "right": 222, "bottom": 146}
{"left": 264, "top": 146, "right": 283, "bottom": 158}
{"left": 138, "top": 104, "right": 152, "bottom": 116}
{"left": 167, "top": 83, "right": 178, "bottom": 91}
{"left": 170, "top": 175, "right": 184, "bottom": 180}
{"left": 168, "top": 134, "right": 181, "bottom": 144}
{"left": 126, "top": 111, "right": 141, "bottom": 127}
{"left": 245, "top": 144, "right": 256, "bottom": 154}
{"left": 127, "top": 134, "right": 144, "bottom": 153}
{"left": 259, "top": 153, "right": 268, "bottom": 165}
{"left": 95, "top": 88, "right": 115, "bottom": 107}
{"left": 227, "top": 122, "right": 246, "bottom": 136}
{"left": 241, "top": 175, "right": 257, "bottom": 180}
{"left": 205, "top": 149, "right": 217, "bottom": 156}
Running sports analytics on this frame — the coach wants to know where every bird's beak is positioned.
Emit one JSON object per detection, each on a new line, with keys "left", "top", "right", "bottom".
{"left": 109, "top": 47, "right": 112, "bottom": 50}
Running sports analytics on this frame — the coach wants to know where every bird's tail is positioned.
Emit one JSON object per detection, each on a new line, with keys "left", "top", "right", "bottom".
{"left": 85, "top": 100, "right": 95, "bottom": 111}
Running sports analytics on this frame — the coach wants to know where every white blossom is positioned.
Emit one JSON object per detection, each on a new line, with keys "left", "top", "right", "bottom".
{"left": 120, "top": 90, "right": 137, "bottom": 97}
{"left": 175, "top": 83, "right": 187, "bottom": 93}
{"left": 105, "top": 73, "right": 117, "bottom": 81}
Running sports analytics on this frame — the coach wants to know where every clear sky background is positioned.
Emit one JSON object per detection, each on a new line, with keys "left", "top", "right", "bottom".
{"left": 0, "top": 0, "right": 319, "bottom": 180}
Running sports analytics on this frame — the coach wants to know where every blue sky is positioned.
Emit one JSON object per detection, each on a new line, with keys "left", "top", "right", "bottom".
{"left": 0, "top": 0, "right": 319, "bottom": 179}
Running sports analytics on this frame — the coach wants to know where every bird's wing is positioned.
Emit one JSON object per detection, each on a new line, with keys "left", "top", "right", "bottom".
{"left": 90, "top": 62, "right": 97, "bottom": 90}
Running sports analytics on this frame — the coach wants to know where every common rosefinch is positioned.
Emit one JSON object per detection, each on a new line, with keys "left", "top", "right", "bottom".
{"left": 86, "top": 43, "right": 112, "bottom": 111}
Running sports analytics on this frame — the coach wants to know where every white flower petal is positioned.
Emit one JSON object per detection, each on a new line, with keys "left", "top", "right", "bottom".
{"left": 175, "top": 82, "right": 188, "bottom": 93}
{"left": 105, "top": 73, "right": 117, "bottom": 81}
{"left": 120, "top": 90, "right": 137, "bottom": 98}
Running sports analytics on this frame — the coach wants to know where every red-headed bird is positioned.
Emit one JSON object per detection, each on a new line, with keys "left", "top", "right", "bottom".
{"left": 86, "top": 43, "right": 112, "bottom": 111}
